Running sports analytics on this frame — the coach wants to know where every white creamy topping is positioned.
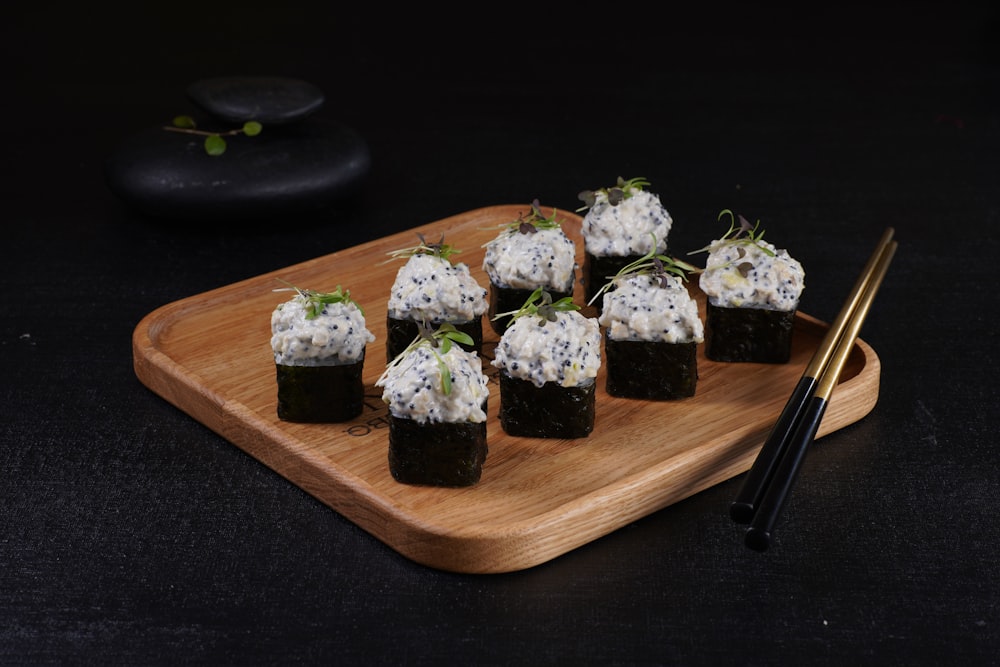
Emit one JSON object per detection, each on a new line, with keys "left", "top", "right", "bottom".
{"left": 698, "top": 239, "right": 805, "bottom": 311}
{"left": 387, "top": 253, "right": 488, "bottom": 323}
{"left": 581, "top": 189, "right": 672, "bottom": 257}
{"left": 492, "top": 310, "right": 601, "bottom": 388}
{"left": 482, "top": 226, "right": 577, "bottom": 291}
{"left": 271, "top": 296, "right": 375, "bottom": 366}
{"left": 377, "top": 344, "right": 489, "bottom": 424}
{"left": 599, "top": 274, "right": 704, "bottom": 343}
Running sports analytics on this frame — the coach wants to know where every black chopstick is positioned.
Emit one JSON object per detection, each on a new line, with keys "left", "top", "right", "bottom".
{"left": 729, "top": 227, "right": 897, "bottom": 524}
{"left": 742, "top": 235, "right": 897, "bottom": 551}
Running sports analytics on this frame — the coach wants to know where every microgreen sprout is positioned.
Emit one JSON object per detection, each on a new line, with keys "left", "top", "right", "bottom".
{"left": 493, "top": 287, "right": 580, "bottom": 327}
{"left": 164, "top": 115, "right": 263, "bottom": 156}
{"left": 688, "top": 209, "right": 776, "bottom": 277}
{"left": 376, "top": 322, "right": 474, "bottom": 395}
{"left": 514, "top": 199, "right": 563, "bottom": 234}
{"left": 383, "top": 233, "right": 462, "bottom": 264}
{"left": 273, "top": 279, "right": 363, "bottom": 318}
{"left": 576, "top": 176, "right": 651, "bottom": 212}
{"left": 481, "top": 199, "right": 563, "bottom": 246}
{"left": 586, "top": 235, "right": 699, "bottom": 306}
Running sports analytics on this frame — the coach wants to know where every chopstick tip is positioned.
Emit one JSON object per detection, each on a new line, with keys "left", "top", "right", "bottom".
{"left": 745, "top": 527, "right": 772, "bottom": 552}
{"left": 730, "top": 502, "right": 755, "bottom": 524}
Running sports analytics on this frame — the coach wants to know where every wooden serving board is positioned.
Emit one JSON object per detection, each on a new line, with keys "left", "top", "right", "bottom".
{"left": 132, "top": 205, "right": 881, "bottom": 573}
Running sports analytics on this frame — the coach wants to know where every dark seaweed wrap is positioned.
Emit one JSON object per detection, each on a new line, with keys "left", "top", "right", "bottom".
{"left": 385, "top": 315, "right": 483, "bottom": 363}
{"left": 388, "top": 410, "right": 488, "bottom": 487}
{"left": 583, "top": 252, "right": 646, "bottom": 312}
{"left": 275, "top": 357, "right": 365, "bottom": 423}
{"left": 704, "top": 302, "right": 796, "bottom": 363}
{"left": 498, "top": 371, "right": 595, "bottom": 439}
{"left": 488, "top": 282, "right": 574, "bottom": 335}
{"left": 604, "top": 333, "right": 698, "bottom": 400}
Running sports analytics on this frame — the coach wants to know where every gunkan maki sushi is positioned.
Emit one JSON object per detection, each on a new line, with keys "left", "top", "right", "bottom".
{"left": 385, "top": 234, "right": 488, "bottom": 362}
{"left": 492, "top": 288, "right": 602, "bottom": 439}
{"left": 270, "top": 282, "right": 375, "bottom": 423}
{"left": 482, "top": 199, "right": 577, "bottom": 335}
{"left": 594, "top": 245, "right": 704, "bottom": 400}
{"left": 376, "top": 324, "right": 490, "bottom": 487}
{"left": 577, "top": 176, "right": 674, "bottom": 311}
{"left": 693, "top": 210, "right": 805, "bottom": 363}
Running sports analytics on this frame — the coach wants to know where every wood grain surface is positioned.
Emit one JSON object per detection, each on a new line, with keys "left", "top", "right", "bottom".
{"left": 132, "top": 205, "right": 881, "bottom": 573}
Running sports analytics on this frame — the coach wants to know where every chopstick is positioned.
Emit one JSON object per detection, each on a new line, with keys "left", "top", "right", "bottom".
{"left": 730, "top": 227, "right": 896, "bottom": 525}
{"left": 729, "top": 228, "right": 898, "bottom": 550}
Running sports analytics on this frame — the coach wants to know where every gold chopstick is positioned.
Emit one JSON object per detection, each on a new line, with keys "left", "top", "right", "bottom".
{"left": 731, "top": 227, "right": 896, "bottom": 524}
{"left": 742, "top": 235, "right": 897, "bottom": 551}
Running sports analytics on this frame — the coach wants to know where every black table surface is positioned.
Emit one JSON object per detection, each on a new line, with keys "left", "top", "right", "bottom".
{"left": 4, "top": 4, "right": 999, "bottom": 665}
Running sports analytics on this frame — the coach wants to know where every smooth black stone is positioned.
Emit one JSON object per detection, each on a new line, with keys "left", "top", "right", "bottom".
{"left": 187, "top": 76, "right": 325, "bottom": 124}
{"left": 104, "top": 119, "right": 371, "bottom": 222}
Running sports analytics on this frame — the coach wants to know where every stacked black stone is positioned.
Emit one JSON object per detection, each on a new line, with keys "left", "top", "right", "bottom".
{"left": 104, "top": 76, "right": 371, "bottom": 222}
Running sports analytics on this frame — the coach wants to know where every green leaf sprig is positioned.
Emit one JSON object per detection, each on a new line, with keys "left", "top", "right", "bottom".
{"left": 493, "top": 287, "right": 580, "bottom": 327}
{"left": 688, "top": 209, "right": 776, "bottom": 277}
{"left": 377, "top": 322, "right": 474, "bottom": 396}
{"left": 164, "top": 115, "right": 263, "bottom": 156}
{"left": 383, "top": 233, "right": 462, "bottom": 265}
{"left": 586, "top": 235, "right": 700, "bottom": 306}
{"left": 576, "top": 176, "right": 651, "bottom": 212}
{"left": 274, "top": 279, "right": 363, "bottom": 318}
{"left": 511, "top": 199, "right": 564, "bottom": 234}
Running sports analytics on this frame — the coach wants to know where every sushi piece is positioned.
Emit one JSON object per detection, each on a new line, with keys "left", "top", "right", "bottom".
{"left": 492, "top": 289, "right": 602, "bottom": 438}
{"left": 594, "top": 246, "right": 704, "bottom": 400}
{"left": 385, "top": 234, "right": 488, "bottom": 362}
{"left": 270, "top": 282, "right": 375, "bottom": 423}
{"left": 482, "top": 199, "right": 577, "bottom": 335}
{"left": 377, "top": 324, "right": 490, "bottom": 487}
{"left": 694, "top": 210, "right": 805, "bottom": 363}
{"left": 577, "top": 176, "right": 674, "bottom": 310}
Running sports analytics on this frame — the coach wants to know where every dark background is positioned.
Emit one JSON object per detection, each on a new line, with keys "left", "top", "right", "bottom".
{"left": 3, "top": 3, "right": 998, "bottom": 665}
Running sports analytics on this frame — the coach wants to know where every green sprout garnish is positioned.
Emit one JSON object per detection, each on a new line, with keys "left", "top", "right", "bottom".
{"left": 493, "top": 287, "right": 580, "bottom": 327}
{"left": 688, "top": 209, "right": 776, "bottom": 277}
{"left": 376, "top": 322, "right": 474, "bottom": 396}
{"left": 576, "top": 176, "right": 651, "bottom": 212}
{"left": 512, "top": 199, "right": 563, "bottom": 234}
{"left": 164, "top": 115, "right": 263, "bottom": 156}
{"left": 273, "top": 279, "right": 363, "bottom": 318}
{"left": 586, "top": 234, "right": 699, "bottom": 306}
{"left": 383, "top": 233, "right": 462, "bottom": 264}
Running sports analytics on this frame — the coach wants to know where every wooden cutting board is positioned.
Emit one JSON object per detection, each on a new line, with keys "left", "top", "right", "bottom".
{"left": 132, "top": 205, "right": 881, "bottom": 573}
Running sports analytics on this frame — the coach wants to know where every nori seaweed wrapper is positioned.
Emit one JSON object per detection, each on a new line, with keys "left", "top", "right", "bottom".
{"left": 604, "top": 333, "right": 698, "bottom": 400}
{"left": 704, "top": 302, "right": 796, "bottom": 363}
{"left": 275, "top": 357, "right": 365, "bottom": 423}
{"left": 488, "top": 282, "right": 574, "bottom": 336}
{"left": 388, "top": 410, "right": 488, "bottom": 487}
{"left": 385, "top": 315, "right": 483, "bottom": 363}
{"left": 498, "top": 371, "right": 595, "bottom": 439}
{"left": 583, "top": 252, "right": 646, "bottom": 312}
